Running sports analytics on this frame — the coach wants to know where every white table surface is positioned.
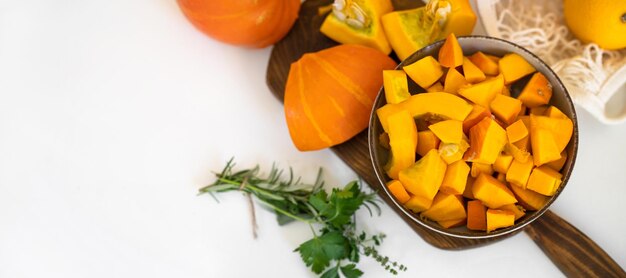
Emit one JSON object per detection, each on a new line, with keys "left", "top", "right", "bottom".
{"left": 1, "top": 1, "right": 624, "bottom": 277}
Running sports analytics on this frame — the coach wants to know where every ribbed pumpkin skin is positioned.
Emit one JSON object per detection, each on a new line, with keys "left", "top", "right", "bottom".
{"left": 284, "top": 44, "right": 397, "bottom": 151}
{"left": 177, "top": 0, "right": 300, "bottom": 48}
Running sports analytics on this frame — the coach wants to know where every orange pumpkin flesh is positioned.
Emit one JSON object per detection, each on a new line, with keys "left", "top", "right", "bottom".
{"left": 177, "top": 0, "right": 300, "bottom": 48}
{"left": 285, "top": 45, "right": 397, "bottom": 151}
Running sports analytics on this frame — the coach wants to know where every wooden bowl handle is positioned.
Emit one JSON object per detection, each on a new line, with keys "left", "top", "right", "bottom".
{"left": 524, "top": 210, "right": 625, "bottom": 277}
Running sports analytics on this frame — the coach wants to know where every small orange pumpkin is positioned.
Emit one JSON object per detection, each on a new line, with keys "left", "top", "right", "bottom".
{"left": 284, "top": 44, "right": 397, "bottom": 151}
{"left": 176, "top": 0, "right": 300, "bottom": 48}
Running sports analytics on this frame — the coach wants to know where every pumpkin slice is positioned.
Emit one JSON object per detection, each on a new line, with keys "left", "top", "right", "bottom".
{"left": 399, "top": 149, "right": 447, "bottom": 202}
{"left": 439, "top": 33, "right": 463, "bottom": 68}
{"left": 462, "top": 57, "right": 486, "bottom": 83}
{"left": 385, "top": 110, "right": 418, "bottom": 179}
{"left": 320, "top": 0, "right": 393, "bottom": 54}
{"left": 465, "top": 117, "right": 507, "bottom": 164}
{"left": 383, "top": 70, "right": 411, "bottom": 104}
{"left": 421, "top": 191, "right": 466, "bottom": 222}
{"left": 428, "top": 120, "right": 463, "bottom": 144}
{"left": 440, "top": 160, "right": 470, "bottom": 195}
{"left": 486, "top": 209, "right": 515, "bottom": 232}
{"left": 499, "top": 53, "right": 536, "bottom": 84}
{"left": 472, "top": 173, "right": 517, "bottom": 209}
{"left": 284, "top": 45, "right": 397, "bottom": 151}
{"left": 444, "top": 67, "right": 467, "bottom": 94}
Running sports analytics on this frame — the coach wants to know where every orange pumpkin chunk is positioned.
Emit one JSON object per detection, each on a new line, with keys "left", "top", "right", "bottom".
{"left": 530, "top": 127, "right": 561, "bottom": 166}
{"left": 472, "top": 173, "right": 517, "bottom": 209}
{"left": 469, "top": 51, "right": 499, "bottom": 75}
{"left": 426, "top": 82, "right": 444, "bottom": 92}
{"left": 498, "top": 53, "right": 536, "bottom": 84}
{"left": 462, "top": 57, "right": 487, "bottom": 83}
{"left": 404, "top": 195, "right": 432, "bottom": 213}
{"left": 504, "top": 141, "right": 530, "bottom": 163}
{"left": 458, "top": 74, "right": 503, "bottom": 107}
{"left": 530, "top": 114, "right": 573, "bottom": 153}
{"left": 462, "top": 176, "right": 476, "bottom": 199}
{"left": 518, "top": 72, "right": 553, "bottom": 108}
{"left": 384, "top": 110, "right": 418, "bottom": 179}
{"left": 399, "top": 149, "right": 447, "bottom": 201}
{"left": 506, "top": 119, "right": 529, "bottom": 143}
{"left": 416, "top": 130, "right": 441, "bottom": 157}
{"left": 506, "top": 155, "right": 534, "bottom": 188}
{"left": 470, "top": 162, "right": 493, "bottom": 178}
{"left": 404, "top": 56, "right": 444, "bottom": 88}
{"left": 440, "top": 160, "right": 470, "bottom": 195}
{"left": 422, "top": 192, "right": 467, "bottom": 222}
{"left": 493, "top": 153, "right": 513, "bottom": 174}
{"left": 490, "top": 94, "right": 522, "bottom": 125}
{"left": 439, "top": 33, "right": 464, "bottom": 68}
{"left": 444, "top": 67, "right": 467, "bottom": 94}
{"left": 546, "top": 151, "right": 567, "bottom": 171}
{"left": 545, "top": 106, "right": 568, "bottom": 119}
{"left": 486, "top": 209, "right": 515, "bottom": 232}
{"left": 527, "top": 166, "right": 563, "bottom": 196}
{"left": 509, "top": 182, "right": 549, "bottom": 211}
{"left": 439, "top": 138, "right": 470, "bottom": 164}
{"left": 497, "top": 204, "right": 526, "bottom": 220}
{"left": 462, "top": 104, "right": 491, "bottom": 134}
{"left": 438, "top": 218, "right": 467, "bottom": 229}
{"left": 530, "top": 105, "right": 549, "bottom": 116}
{"left": 386, "top": 180, "right": 411, "bottom": 204}
{"left": 428, "top": 120, "right": 463, "bottom": 144}
{"left": 383, "top": 70, "right": 411, "bottom": 104}
{"left": 467, "top": 200, "right": 487, "bottom": 231}
{"left": 465, "top": 117, "right": 507, "bottom": 164}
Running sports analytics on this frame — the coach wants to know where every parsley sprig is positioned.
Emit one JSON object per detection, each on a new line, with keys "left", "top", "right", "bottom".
{"left": 199, "top": 159, "right": 406, "bottom": 277}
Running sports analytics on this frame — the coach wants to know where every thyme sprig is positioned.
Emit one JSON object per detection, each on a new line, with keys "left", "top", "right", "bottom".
{"left": 199, "top": 159, "right": 406, "bottom": 277}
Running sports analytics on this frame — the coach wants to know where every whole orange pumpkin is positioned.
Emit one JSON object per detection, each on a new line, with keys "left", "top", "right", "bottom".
{"left": 177, "top": 0, "right": 300, "bottom": 48}
{"left": 284, "top": 44, "right": 397, "bottom": 151}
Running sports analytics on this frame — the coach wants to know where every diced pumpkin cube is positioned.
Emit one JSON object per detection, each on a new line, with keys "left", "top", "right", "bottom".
{"left": 399, "top": 149, "right": 447, "bottom": 201}
{"left": 462, "top": 176, "right": 476, "bottom": 199}
{"left": 469, "top": 51, "right": 499, "bottom": 75}
{"left": 428, "top": 120, "right": 463, "bottom": 144}
{"left": 546, "top": 151, "right": 567, "bottom": 171}
{"left": 383, "top": 70, "right": 411, "bottom": 104}
{"left": 426, "top": 82, "right": 444, "bottom": 92}
{"left": 416, "top": 130, "right": 441, "bottom": 157}
{"left": 493, "top": 153, "right": 513, "bottom": 173}
{"left": 518, "top": 72, "right": 552, "bottom": 108}
{"left": 404, "top": 194, "right": 433, "bottom": 213}
{"left": 513, "top": 136, "right": 531, "bottom": 153}
{"left": 438, "top": 218, "right": 467, "bottom": 229}
{"left": 421, "top": 192, "right": 467, "bottom": 222}
{"left": 465, "top": 117, "right": 507, "bottom": 164}
{"left": 384, "top": 110, "right": 418, "bottom": 179}
{"left": 506, "top": 119, "right": 529, "bottom": 143}
{"left": 498, "top": 53, "right": 536, "bottom": 84}
{"left": 444, "top": 67, "right": 467, "bottom": 94}
{"left": 490, "top": 94, "right": 522, "bottom": 125}
{"left": 530, "top": 127, "right": 561, "bottom": 166}
{"left": 504, "top": 141, "right": 530, "bottom": 163}
{"left": 462, "top": 104, "right": 492, "bottom": 134}
{"left": 506, "top": 155, "right": 534, "bottom": 188}
{"left": 545, "top": 106, "right": 568, "bottom": 119}
{"left": 530, "top": 114, "right": 573, "bottom": 153}
{"left": 530, "top": 105, "right": 549, "bottom": 116}
{"left": 440, "top": 160, "right": 470, "bottom": 195}
{"left": 386, "top": 180, "right": 411, "bottom": 204}
{"left": 467, "top": 200, "right": 487, "bottom": 231}
{"left": 470, "top": 162, "right": 493, "bottom": 178}
{"left": 509, "top": 183, "right": 549, "bottom": 211}
{"left": 458, "top": 74, "right": 504, "bottom": 107}
{"left": 527, "top": 166, "right": 563, "bottom": 196}
{"left": 462, "top": 57, "right": 486, "bottom": 83}
{"left": 439, "top": 138, "right": 470, "bottom": 164}
{"left": 486, "top": 209, "right": 515, "bottom": 232}
{"left": 438, "top": 33, "right": 463, "bottom": 68}
{"left": 404, "top": 56, "right": 444, "bottom": 88}
{"left": 472, "top": 173, "right": 517, "bottom": 208}
{"left": 497, "top": 204, "right": 526, "bottom": 220}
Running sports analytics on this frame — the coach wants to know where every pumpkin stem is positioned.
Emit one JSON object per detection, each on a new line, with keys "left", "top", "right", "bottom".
{"left": 332, "top": 0, "right": 371, "bottom": 29}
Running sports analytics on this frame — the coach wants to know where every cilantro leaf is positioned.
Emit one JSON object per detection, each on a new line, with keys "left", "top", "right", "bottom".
{"left": 295, "top": 231, "right": 349, "bottom": 274}
{"left": 340, "top": 264, "right": 364, "bottom": 278}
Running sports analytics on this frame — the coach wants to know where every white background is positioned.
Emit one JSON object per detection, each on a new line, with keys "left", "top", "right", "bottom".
{"left": 0, "top": 0, "right": 624, "bottom": 277}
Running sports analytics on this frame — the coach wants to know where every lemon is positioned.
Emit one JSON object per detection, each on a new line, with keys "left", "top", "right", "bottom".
{"left": 563, "top": 0, "right": 626, "bottom": 50}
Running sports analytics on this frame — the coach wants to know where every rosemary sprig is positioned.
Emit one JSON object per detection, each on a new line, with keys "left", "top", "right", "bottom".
{"left": 200, "top": 158, "right": 406, "bottom": 277}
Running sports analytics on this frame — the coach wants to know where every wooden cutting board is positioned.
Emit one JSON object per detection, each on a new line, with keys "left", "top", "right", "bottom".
{"left": 265, "top": 0, "right": 625, "bottom": 276}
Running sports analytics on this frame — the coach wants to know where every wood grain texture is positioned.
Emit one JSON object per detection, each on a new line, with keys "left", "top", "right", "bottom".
{"left": 525, "top": 211, "right": 626, "bottom": 278}
{"left": 266, "top": 0, "right": 500, "bottom": 250}
{"left": 265, "top": 1, "right": 625, "bottom": 276}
